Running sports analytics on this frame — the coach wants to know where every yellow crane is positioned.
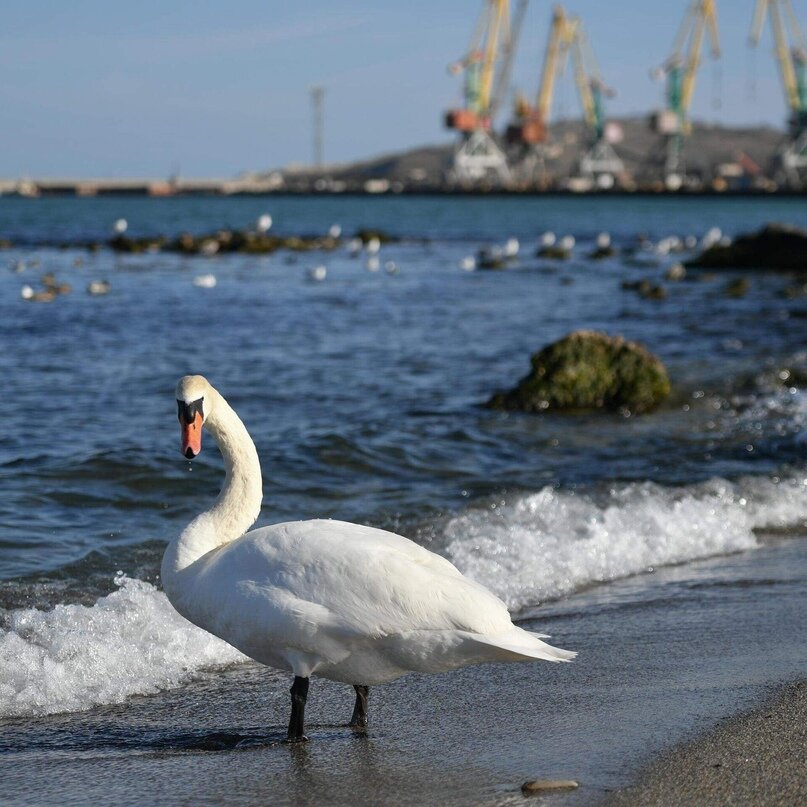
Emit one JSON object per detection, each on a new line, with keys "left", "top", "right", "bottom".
{"left": 445, "top": 0, "right": 527, "bottom": 184}
{"left": 507, "top": 5, "right": 623, "bottom": 184}
{"left": 748, "top": 0, "right": 807, "bottom": 187}
{"left": 651, "top": 1, "right": 720, "bottom": 185}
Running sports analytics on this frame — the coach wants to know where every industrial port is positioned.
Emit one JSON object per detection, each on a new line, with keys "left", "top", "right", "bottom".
{"left": 2, "top": 0, "right": 805, "bottom": 196}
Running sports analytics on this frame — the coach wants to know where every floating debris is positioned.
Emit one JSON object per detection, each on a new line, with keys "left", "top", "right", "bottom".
{"left": 666, "top": 262, "right": 687, "bottom": 281}
{"left": 21, "top": 285, "right": 56, "bottom": 303}
{"left": 42, "top": 273, "right": 71, "bottom": 295}
{"left": 724, "top": 277, "right": 750, "bottom": 298}
{"left": 192, "top": 274, "right": 217, "bottom": 288}
{"left": 87, "top": 280, "right": 111, "bottom": 296}
{"left": 589, "top": 231, "right": 616, "bottom": 259}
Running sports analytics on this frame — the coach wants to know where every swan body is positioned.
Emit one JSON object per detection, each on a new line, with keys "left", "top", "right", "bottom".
{"left": 163, "top": 376, "right": 575, "bottom": 739}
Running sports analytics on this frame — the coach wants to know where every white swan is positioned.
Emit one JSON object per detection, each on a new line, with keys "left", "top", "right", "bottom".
{"left": 162, "top": 375, "right": 575, "bottom": 742}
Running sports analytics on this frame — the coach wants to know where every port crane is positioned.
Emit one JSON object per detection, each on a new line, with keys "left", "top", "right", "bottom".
{"left": 507, "top": 5, "right": 623, "bottom": 186}
{"left": 749, "top": 0, "right": 807, "bottom": 187}
{"left": 444, "top": 0, "right": 527, "bottom": 185}
{"left": 651, "top": 0, "right": 720, "bottom": 188}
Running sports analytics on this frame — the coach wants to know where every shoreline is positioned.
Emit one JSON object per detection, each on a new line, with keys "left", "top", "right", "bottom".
{"left": 604, "top": 680, "right": 807, "bottom": 806}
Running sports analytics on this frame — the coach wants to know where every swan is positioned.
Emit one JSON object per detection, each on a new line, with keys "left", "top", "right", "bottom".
{"left": 162, "top": 375, "right": 576, "bottom": 742}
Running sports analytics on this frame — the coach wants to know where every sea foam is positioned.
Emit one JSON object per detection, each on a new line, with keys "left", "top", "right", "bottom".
{"left": 3, "top": 475, "right": 806, "bottom": 718}
{"left": 444, "top": 475, "right": 807, "bottom": 611}
{"left": 0, "top": 575, "right": 245, "bottom": 719}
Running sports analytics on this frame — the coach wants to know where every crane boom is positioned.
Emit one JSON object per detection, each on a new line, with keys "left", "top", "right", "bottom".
{"left": 680, "top": 1, "right": 720, "bottom": 114}
{"left": 749, "top": 0, "right": 805, "bottom": 116}
{"left": 536, "top": 5, "right": 568, "bottom": 121}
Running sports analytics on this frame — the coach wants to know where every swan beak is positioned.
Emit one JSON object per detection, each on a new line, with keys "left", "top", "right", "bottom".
{"left": 180, "top": 411, "right": 203, "bottom": 459}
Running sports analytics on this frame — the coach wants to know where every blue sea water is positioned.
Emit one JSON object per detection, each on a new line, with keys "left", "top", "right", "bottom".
{"left": 1, "top": 195, "right": 807, "bottom": 804}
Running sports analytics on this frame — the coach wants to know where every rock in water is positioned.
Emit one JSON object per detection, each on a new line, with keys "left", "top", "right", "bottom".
{"left": 688, "top": 223, "right": 807, "bottom": 271}
{"left": 487, "top": 330, "right": 670, "bottom": 414}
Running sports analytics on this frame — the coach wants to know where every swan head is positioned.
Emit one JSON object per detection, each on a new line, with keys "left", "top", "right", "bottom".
{"left": 176, "top": 375, "right": 211, "bottom": 459}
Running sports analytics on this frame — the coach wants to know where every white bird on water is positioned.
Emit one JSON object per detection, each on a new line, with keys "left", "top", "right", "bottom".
{"left": 192, "top": 274, "right": 217, "bottom": 288}
{"left": 113, "top": 218, "right": 128, "bottom": 235}
{"left": 164, "top": 376, "right": 576, "bottom": 742}
{"left": 309, "top": 265, "right": 327, "bottom": 282}
{"left": 256, "top": 214, "right": 273, "bottom": 234}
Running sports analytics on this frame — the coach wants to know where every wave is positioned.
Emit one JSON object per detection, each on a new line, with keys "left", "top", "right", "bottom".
{"left": 444, "top": 474, "right": 807, "bottom": 611}
{"left": 3, "top": 474, "right": 807, "bottom": 719}
{"left": 0, "top": 575, "right": 244, "bottom": 719}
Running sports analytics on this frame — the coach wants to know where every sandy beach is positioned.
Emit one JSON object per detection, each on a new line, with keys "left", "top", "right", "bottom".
{"left": 606, "top": 681, "right": 807, "bottom": 806}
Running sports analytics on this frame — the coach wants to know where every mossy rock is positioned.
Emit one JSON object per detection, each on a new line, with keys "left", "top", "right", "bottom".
{"left": 687, "top": 224, "right": 807, "bottom": 272}
{"left": 354, "top": 228, "right": 396, "bottom": 244}
{"left": 488, "top": 330, "right": 670, "bottom": 414}
{"left": 536, "top": 246, "right": 570, "bottom": 260}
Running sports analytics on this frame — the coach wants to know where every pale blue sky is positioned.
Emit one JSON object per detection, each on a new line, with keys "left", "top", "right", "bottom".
{"left": 0, "top": 1, "right": 799, "bottom": 177}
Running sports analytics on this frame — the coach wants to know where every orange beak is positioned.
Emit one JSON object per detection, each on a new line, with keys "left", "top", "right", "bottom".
{"left": 180, "top": 411, "right": 203, "bottom": 458}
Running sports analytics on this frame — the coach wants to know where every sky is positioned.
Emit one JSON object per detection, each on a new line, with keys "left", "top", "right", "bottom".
{"left": 0, "top": 0, "right": 800, "bottom": 177}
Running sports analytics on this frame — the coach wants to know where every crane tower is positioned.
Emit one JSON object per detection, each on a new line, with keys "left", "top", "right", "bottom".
{"left": 749, "top": 0, "right": 807, "bottom": 187}
{"left": 444, "top": 0, "right": 526, "bottom": 185}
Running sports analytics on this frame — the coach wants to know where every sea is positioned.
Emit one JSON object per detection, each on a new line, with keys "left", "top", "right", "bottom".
{"left": 1, "top": 195, "right": 807, "bottom": 805}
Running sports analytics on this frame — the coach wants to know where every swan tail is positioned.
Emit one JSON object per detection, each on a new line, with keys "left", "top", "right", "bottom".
{"left": 469, "top": 629, "right": 577, "bottom": 663}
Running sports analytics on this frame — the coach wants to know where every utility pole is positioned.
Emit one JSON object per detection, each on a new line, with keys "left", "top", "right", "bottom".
{"left": 311, "top": 86, "right": 325, "bottom": 167}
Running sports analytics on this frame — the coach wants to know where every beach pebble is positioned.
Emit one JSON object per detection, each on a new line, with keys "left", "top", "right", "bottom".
{"left": 521, "top": 779, "right": 579, "bottom": 795}
{"left": 256, "top": 214, "right": 272, "bottom": 233}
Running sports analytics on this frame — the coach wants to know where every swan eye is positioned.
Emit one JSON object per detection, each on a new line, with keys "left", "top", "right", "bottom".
{"left": 177, "top": 397, "right": 204, "bottom": 424}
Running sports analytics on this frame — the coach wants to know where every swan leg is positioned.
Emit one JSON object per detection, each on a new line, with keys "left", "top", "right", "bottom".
{"left": 287, "top": 676, "right": 310, "bottom": 742}
{"left": 349, "top": 684, "right": 369, "bottom": 730}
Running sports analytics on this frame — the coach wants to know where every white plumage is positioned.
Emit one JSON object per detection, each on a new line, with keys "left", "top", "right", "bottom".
{"left": 163, "top": 376, "right": 575, "bottom": 739}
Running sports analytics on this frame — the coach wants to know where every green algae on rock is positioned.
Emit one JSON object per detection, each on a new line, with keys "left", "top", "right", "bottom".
{"left": 488, "top": 330, "right": 671, "bottom": 414}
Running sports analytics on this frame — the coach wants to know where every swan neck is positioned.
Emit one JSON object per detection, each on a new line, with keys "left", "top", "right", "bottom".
{"left": 163, "top": 387, "right": 263, "bottom": 581}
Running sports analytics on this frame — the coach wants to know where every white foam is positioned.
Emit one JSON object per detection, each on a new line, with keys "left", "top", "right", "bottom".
{"left": 444, "top": 475, "right": 807, "bottom": 611}
{"left": 0, "top": 575, "right": 245, "bottom": 719}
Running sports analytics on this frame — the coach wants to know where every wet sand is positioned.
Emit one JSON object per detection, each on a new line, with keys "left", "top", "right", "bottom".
{"left": 606, "top": 681, "right": 807, "bottom": 807}
{"left": 2, "top": 538, "right": 807, "bottom": 806}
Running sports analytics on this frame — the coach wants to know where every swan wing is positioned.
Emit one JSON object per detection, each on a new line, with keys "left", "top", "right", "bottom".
{"left": 193, "top": 519, "right": 518, "bottom": 654}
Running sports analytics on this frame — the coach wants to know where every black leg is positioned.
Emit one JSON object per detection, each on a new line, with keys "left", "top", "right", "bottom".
{"left": 287, "top": 676, "right": 310, "bottom": 742}
{"left": 349, "top": 685, "right": 369, "bottom": 730}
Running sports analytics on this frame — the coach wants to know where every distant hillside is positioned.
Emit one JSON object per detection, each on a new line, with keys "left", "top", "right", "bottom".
{"left": 263, "top": 117, "right": 789, "bottom": 191}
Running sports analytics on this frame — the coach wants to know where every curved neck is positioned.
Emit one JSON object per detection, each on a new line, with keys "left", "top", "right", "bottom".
{"left": 162, "top": 387, "right": 263, "bottom": 583}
